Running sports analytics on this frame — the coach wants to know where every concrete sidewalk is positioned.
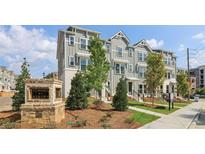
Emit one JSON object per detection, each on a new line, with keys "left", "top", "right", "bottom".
{"left": 128, "top": 106, "right": 166, "bottom": 117}
{"left": 143, "top": 101, "right": 182, "bottom": 109}
{"left": 140, "top": 100, "right": 202, "bottom": 129}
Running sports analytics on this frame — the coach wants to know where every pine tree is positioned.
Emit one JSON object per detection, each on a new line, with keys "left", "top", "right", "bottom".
{"left": 66, "top": 72, "right": 88, "bottom": 110}
{"left": 12, "top": 58, "right": 30, "bottom": 111}
{"left": 112, "top": 77, "right": 128, "bottom": 111}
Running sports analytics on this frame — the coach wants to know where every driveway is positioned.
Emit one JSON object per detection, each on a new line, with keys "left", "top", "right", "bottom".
{"left": 0, "top": 97, "right": 13, "bottom": 112}
{"left": 141, "top": 99, "right": 203, "bottom": 129}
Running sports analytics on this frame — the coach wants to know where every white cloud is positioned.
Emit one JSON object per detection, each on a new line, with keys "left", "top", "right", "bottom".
{"left": 178, "top": 44, "right": 185, "bottom": 51}
{"left": 0, "top": 25, "right": 57, "bottom": 77}
{"left": 192, "top": 33, "right": 205, "bottom": 39}
{"left": 189, "top": 49, "right": 205, "bottom": 68}
{"left": 146, "top": 39, "right": 164, "bottom": 49}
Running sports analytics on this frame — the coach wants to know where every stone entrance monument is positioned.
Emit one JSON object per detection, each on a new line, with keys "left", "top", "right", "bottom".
{"left": 21, "top": 79, "right": 65, "bottom": 128}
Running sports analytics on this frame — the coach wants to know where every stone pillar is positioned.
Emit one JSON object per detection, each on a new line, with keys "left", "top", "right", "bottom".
{"left": 21, "top": 79, "right": 65, "bottom": 128}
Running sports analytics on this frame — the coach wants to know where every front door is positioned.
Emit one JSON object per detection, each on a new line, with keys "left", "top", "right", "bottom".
{"left": 128, "top": 82, "right": 132, "bottom": 95}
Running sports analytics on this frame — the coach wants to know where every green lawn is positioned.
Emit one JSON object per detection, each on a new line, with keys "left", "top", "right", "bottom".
{"left": 87, "top": 97, "right": 98, "bottom": 104}
{"left": 150, "top": 100, "right": 191, "bottom": 107}
{"left": 128, "top": 101, "right": 179, "bottom": 115}
{"left": 127, "top": 111, "right": 160, "bottom": 125}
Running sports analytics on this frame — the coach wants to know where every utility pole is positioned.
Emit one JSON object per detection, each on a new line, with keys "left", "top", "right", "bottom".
{"left": 187, "top": 48, "right": 190, "bottom": 100}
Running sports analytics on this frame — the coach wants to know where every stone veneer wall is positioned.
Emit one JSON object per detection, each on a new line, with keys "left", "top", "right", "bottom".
{"left": 21, "top": 102, "right": 65, "bottom": 128}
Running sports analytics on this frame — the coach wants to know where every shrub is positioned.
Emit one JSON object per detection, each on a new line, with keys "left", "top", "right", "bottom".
{"left": 0, "top": 119, "right": 16, "bottom": 129}
{"left": 101, "top": 123, "right": 111, "bottom": 129}
{"left": 93, "top": 100, "right": 103, "bottom": 109}
{"left": 69, "top": 120, "right": 87, "bottom": 128}
{"left": 105, "top": 112, "right": 113, "bottom": 118}
{"left": 124, "top": 118, "right": 134, "bottom": 124}
{"left": 99, "top": 115, "right": 108, "bottom": 123}
{"left": 112, "top": 78, "right": 128, "bottom": 111}
{"left": 66, "top": 72, "right": 88, "bottom": 110}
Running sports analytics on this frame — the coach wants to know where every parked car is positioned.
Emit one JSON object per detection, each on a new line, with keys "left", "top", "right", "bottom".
{"left": 194, "top": 95, "right": 200, "bottom": 102}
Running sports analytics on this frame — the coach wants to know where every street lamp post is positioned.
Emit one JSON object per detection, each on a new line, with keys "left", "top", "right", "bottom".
{"left": 168, "top": 83, "right": 174, "bottom": 111}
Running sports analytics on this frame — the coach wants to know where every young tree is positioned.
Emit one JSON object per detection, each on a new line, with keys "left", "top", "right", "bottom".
{"left": 112, "top": 77, "right": 128, "bottom": 111}
{"left": 12, "top": 58, "right": 31, "bottom": 111}
{"left": 66, "top": 72, "right": 88, "bottom": 110}
{"left": 145, "top": 52, "right": 166, "bottom": 105}
{"left": 44, "top": 72, "right": 56, "bottom": 79}
{"left": 176, "top": 72, "right": 189, "bottom": 98}
{"left": 86, "top": 37, "right": 110, "bottom": 101}
{"left": 196, "top": 87, "right": 205, "bottom": 95}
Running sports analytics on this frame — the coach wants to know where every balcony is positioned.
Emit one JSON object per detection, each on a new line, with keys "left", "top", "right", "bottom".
{"left": 125, "top": 72, "right": 139, "bottom": 81}
{"left": 76, "top": 44, "right": 90, "bottom": 57}
{"left": 113, "top": 52, "right": 128, "bottom": 63}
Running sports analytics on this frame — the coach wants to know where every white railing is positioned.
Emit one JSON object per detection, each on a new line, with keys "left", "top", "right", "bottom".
{"left": 113, "top": 51, "right": 128, "bottom": 60}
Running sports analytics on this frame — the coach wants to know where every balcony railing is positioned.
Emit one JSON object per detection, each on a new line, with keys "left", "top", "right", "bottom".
{"left": 76, "top": 44, "right": 90, "bottom": 56}
{"left": 113, "top": 51, "right": 128, "bottom": 62}
{"left": 125, "top": 72, "right": 139, "bottom": 80}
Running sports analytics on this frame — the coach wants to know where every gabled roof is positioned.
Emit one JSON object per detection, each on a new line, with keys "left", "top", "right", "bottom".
{"left": 110, "top": 31, "right": 130, "bottom": 44}
{"left": 133, "top": 39, "right": 153, "bottom": 52}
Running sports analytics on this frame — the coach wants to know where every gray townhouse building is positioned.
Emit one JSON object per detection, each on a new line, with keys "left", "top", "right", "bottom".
{"left": 0, "top": 66, "right": 16, "bottom": 92}
{"left": 190, "top": 65, "right": 205, "bottom": 89}
{"left": 56, "top": 26, "right": 177, "bottom": 101}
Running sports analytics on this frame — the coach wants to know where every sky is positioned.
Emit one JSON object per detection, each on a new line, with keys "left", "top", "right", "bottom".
{"left": 1, "top": 25, "right": 205, "bottom": 77}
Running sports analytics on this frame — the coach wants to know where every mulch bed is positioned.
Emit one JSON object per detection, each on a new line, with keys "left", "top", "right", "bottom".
{"left": 0, "top": 111, "right": 20, "bottom": 121}
{"left": 0, "top": 103, "right": 141, "bottom": 129}
{"left": 57, "top": 103, "right": 141, "bottom": 129}
{"left": 0, "top": 111, "right": 21, "bottom": 129}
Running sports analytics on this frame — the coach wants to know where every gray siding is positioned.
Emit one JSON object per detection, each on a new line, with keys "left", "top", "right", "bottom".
{"left": 57, "top": 26, "right": 177, "bottom": 98}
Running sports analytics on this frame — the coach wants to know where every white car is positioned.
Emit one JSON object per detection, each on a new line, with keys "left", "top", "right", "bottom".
{"left": 194, "top": 96, "right": 199, "bottom": 102}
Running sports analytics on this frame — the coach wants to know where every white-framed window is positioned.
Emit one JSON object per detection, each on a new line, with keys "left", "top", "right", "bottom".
{"left": 68, "top": 36, "right": 75, "bottom": 46}
{"left": 128, "top": 48, "right": 133, "bottom": 57}
{"left": 80, "top": 57, "right": 91, "bottom": 71}
{"left": 80, "top": 38, "right": 87, "bottom": 50}
{"left": 138, "top": 66, "right": 145, "bottom": 78}
{"left": 116, "top": 47, "right": 123, "bottom": 57}
{"left": 68, "top": 56, "right": 75, "bottom": 66}
{"left": 167, "top": 72, "right": 171, "bottom": 79}
{"left": 166, "top": 85, "right": 169, "bottom": 93}
{"left": 128, "top": 64, "right": 133, "bottom": 73}
{"left": 138, "top": 52, "right": 147, "bottom": 62}
{"left": 115, "top": 63, "right": 125, "bottom": 74}
{"left": 164, "top": 57, "right": 171, "bottom": 65}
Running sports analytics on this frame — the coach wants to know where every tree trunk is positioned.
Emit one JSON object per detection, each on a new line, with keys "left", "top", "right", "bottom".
{"left": 98, "top": 90, "right": 102, "bottom": 102}
{"left": 152, "top": 91, "right": 154, "bottom": 107}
